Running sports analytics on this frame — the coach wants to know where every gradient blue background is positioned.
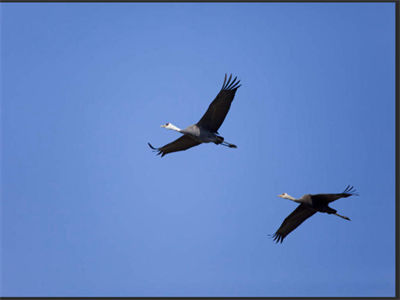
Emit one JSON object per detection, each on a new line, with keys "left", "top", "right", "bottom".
{"left": 1, "top": 3, "right": 396, "bottom": 297}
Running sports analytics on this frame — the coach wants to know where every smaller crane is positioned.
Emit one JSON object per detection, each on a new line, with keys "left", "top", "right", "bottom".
{"left": 272, "top": 185, "right": 358, "bottom": 243}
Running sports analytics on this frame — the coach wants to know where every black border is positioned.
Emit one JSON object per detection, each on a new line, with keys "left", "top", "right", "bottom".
{"left": 0, "top": 1, "right": 398, "bottom": 299}
{"left": 395, "top": 0, "right": 399, "bottom": 299}
{"left": 0, "top": 298, "right": 397, "bottom": 300}
{"left": 0, "top": 0, "right": 398, "bottom": 2}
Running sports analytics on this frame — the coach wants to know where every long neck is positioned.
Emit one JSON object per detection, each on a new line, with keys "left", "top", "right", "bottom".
{"left": 167, "top": 123, "right": 181, "bottom": 132}
{"left": 284, "top": 194, "right": 297, "bottom": 202}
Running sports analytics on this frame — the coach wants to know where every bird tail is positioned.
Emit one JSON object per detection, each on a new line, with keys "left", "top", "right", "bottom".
{"left": 215, "top": 136, "right": 224, "bottom": 144}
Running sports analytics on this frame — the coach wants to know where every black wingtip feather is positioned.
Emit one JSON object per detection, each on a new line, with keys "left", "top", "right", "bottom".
{"left": 222, "top": 74, "right": 227, "bottom": 88}
{"left": 227, "top": 74, "right": 232, "bottom": 87}
{"left": 148, "top": 142, "right": 166, "bottom": 157}
{"left": 222, "top": 74, "right": 229, "bottom": 89}
{"left": 221, "top": 74, "right": 241, "bottom": 91}
{"left": 272, "top": 233, "right": 284, "bottom": 244}
{"left": 226, "top": 76, "right": 238, "bottom": 89}
{"left": 342, "top": 185, "right": 359, "bottom": 196}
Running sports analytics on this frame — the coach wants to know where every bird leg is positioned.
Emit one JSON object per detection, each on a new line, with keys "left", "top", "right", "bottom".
{"left": 221, "top": 141, "right": 237, "bottom": 148}
{"left": 334, "top": 213, "right": 351, "bottom": 221}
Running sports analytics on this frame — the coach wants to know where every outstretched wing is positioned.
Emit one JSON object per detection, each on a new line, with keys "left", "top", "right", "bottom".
{"left": 272, "top": 204, "right": 317, "bottom": 243}
{"left": 196, "top": 74, "right": 241, "bottom": 132}
{"left": 148, "top": 135, "right": 201, "bottom": 157}
{"left": 311, "top": 185, "right": 358, "bottom": 204}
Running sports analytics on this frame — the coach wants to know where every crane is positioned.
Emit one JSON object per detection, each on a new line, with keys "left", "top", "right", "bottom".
{"left": 148, "top": 74, "right": 241, "bottom": 157}
{"left": 272, "top": 185, "right": 358, "bottom": 243}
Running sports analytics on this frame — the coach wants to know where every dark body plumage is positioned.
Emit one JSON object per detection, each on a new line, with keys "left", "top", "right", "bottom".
{"left": 272, "top": 185, "right": 358, "bottom": 243}
{"left": 148, "top": 74, "right": 241, "bottom": 157}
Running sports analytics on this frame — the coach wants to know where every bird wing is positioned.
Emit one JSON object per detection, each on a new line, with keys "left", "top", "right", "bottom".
{"left": 148, "top": 135, "right": 201, "bottom": 157}
{"left": 311, "top": 185, "right": 358, "bottom": 204}
{"left": 196, "top": 74, "right": 241, "bottom": 132}
{"left": 311, "top": 193, "right": 345, "bottom": 204}
{"left": 272, "top": 204, "right": 317, "bottom": 243}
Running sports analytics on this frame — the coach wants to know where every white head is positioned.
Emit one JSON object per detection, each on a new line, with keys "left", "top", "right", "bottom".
{"left": 160, "top": 122, "right": 181, "bottom": 132}
{"left": 278, "top": 193, "right": 297, "bottom": 202}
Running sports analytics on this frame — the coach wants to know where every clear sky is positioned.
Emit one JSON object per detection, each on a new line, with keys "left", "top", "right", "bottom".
{"left": 1, "top": 3, "right": 396, "bottom": 297}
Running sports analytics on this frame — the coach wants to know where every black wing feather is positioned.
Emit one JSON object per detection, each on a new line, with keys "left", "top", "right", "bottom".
{"left": 272, "top": 204, "right": 317, "bottom": 243}
{"left": 148, "top": 135, "right": 201, "bottom": 157}
{"left": 196, "top": 73, "right": 241, "bottom": 132}
{"left": 311, "top": 185, "right": 358, "bottom": 204}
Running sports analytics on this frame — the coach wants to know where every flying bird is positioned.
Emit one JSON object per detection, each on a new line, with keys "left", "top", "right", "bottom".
{"left": 272, "top": 185, "right": 358, "bottom": 243}
{"left": 148, "top": 74, "right": 241, "bottom": 157}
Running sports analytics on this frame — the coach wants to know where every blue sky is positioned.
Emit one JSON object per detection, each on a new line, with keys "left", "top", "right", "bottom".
{"left": 1, "top": 3, "right": 396, "bottom": 297}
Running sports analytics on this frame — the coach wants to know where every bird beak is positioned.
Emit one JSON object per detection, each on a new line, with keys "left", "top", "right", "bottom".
{"left": 160, "top": 124, "right": 166, "bottom": 128}
{"left": 278, "top": 194, "right": 283, "bottom": 198}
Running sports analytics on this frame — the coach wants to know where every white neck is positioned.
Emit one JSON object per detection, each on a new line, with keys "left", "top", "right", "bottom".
{"left": 165, "top": 123, "right": 181, "bottom": 132}
{"left": 282, "top": 194, "right": 297, "bottom": 201}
